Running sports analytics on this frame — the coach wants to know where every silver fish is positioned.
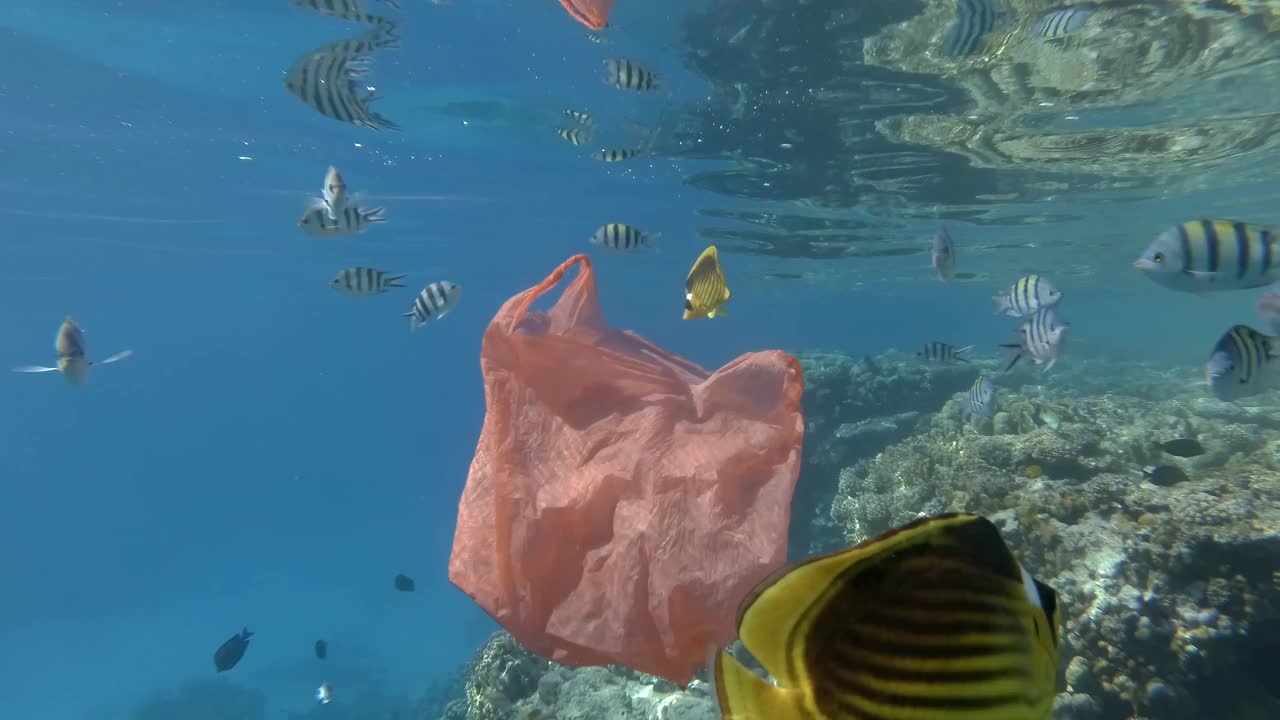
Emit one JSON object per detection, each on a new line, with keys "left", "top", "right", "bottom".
{"left": 591, "top": 223, "right": 659, "bottom": 252}
{"left": 1000, "top": 307, "right": 1068, "bottom": 372}
{"left": 917, "top": 341, "right": 973, "bottom": 363}
{"left": 603, "top": 58, "right": 662, "bottom": 91}
{"left": 330, "top": 267, "right": 406, "bottom": 296}
{"left": 994, "top": 274, "right": 1062, "bottom": 317}
{"left": 932, "top": 227, "right": 956, "bottom": 281}
{"left": 13, "top": 316, "right": 133, "bottom": 386}
{"left": 1206, "top": 324, "right": 1278, "bottom": 402}
{"left": 405, "top": 281, "right": 462, "bottom": 331}
{"left": 592, "top": 148, "right": 643, "bottom": 162}
{"left": 964, "top": 375, "right": 997, "bottom": 420}
{"left": 299, "top": 201, "right": 386, "bottom": 237}
{"left": 322, "top": 165, "right": 348, "bottom": 219}
{"left": 556, "top": 126, "right": 593, "bottom": 146}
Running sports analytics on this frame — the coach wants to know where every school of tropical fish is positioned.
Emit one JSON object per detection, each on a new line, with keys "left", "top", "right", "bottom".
{"left": 11, "top": 2, "right": 1280, "bottom": 719}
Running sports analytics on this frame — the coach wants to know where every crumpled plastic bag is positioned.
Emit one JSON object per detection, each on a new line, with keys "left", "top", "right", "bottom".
{"left": 557, "top": 0, "right": 614, "bottom": 30}
{"left": 448, "top": 254, "right": 804, "bottom": 686}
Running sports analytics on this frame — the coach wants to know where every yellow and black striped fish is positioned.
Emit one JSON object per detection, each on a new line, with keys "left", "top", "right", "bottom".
{"left": 711, "top": 513, "right": 1060, "bottom": 720}
{"left": 1136, "top": 219, "right": 1280, "bottom": 293}
{"left": 556, "top": 126, "right": 592, "bottom": 146}
{"left": 683, "top": 245, "right": 730, "bottom": 319}
{"left": 592, "top": 147, "right": 642, "bottom": 162}
{"left": 993, "top": 274, "right": 1061, "bottom": 317}
{"left": 603, "top": 58, "right": 661, "bottom": 91}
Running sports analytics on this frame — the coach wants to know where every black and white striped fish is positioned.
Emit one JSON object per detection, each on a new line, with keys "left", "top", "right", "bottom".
{"left": 1135, "top": 219, "right": 1280, "bottom": 294}
{"left": 592, "top": 148, "right": 643, "bottom": 162}
{"left": 290, "top": 0, "right": 397, "bottom": 25}
{"left": 1206, "top": 324, "right": 1279, "bottom": 402}
{"left": 405, "top": 282, "right": 462, "bottom": 331}
{"left": 917, "top": 341, "right": 973, "bottom": 364}
{"left": 994, "top": 274, "right": 1062, "bottom": 317}
{"left": 1000, "top": 307, "right": 1068, "bottom": 372}
{"left": 562, "top": 109, "right": 593, "bottom": 125}
{"left": 556, "top": 126, "right": 593, "bottom": 146}
{"left": 964, "top": 375, "right": 998, "bottom": 420}
{"left": 299, "top": 202, "right": 386, "bottom": 237}
{"left": 283, "top": 27, "right": 400, "bottom": 131}
{"left": 590, "top": 223, "right": 659, "bottom": 252}
{"left": 330, "top": 267, "right": 406, "bottom": 296}
{"left": 603, "top": 58, "right": 661, "bottom": 91}
{"left": 942, "top": 0, "right": 1000, "bottom": 57}
{"left": 1033, "top": 6, "right": 1094, "bottom": 39}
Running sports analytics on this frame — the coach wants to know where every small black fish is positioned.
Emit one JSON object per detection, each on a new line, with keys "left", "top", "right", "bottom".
{"left": 315, "top": 639, "right": 328, "bottom": 659}
{"left": 1158, "top": 438, "right": 1205, "bottom": 458}
{"left": 214, "top": 627, "right": 253, "bottom": 672}
{"left": 1142, "top": 465, "right": 1191, "bottom": 487}
{"left": 394, "top": 573, "right": 416, "bottom": 592}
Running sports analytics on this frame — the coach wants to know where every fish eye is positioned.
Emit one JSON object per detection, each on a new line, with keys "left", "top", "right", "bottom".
{"left": 1154, "top": 252, "right": 1165, "bottom": 263}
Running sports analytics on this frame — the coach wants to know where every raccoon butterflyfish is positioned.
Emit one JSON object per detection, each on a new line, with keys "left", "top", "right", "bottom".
{"left": 710, "top": 512, "right": 1061, "bottom": 720}
{"left": 683, "top": 245, "right": 731, "bottom": 320}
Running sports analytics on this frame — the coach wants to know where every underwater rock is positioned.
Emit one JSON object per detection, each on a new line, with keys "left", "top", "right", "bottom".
{"left": 815, "top": 352, "right": 1280, "bottom": 719}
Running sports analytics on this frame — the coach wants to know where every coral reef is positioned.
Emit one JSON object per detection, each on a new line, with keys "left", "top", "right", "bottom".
{"left": 825, "top": 352, "right": 1280, "bottom": 720}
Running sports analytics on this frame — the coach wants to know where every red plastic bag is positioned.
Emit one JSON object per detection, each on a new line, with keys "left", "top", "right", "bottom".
{"left": 448, "top": 254, "right": 804, "bottom": 686}
{"left": 558, "top": 0, "right": 614, "bottom": 30}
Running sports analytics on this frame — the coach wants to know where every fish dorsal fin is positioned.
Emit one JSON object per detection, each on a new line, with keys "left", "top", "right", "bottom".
{"left": 734, "top": 513, "right": 1021, "bottom": 690}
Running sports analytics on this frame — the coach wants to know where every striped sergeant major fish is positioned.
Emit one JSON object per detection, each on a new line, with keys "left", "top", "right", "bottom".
{"left": 590, "top": 223, "right": 659, "bottom": 252}
{"left": 290, "top": 0, "right": 398, "bottom": 26}
{"left": 931, "top": 226, "right": 955, "bottom": 281}
{"left": 562, "top": 109, "right": 593, "bottom": 125}
{"left": 1206, "top": 324, "right": 1279, "bottom": 402}
{"left": 994, "top": 274, "right": 1062, "bottom": 317}
{"left": 330, "top": 266, "right": 406, "bottom": 296}
{"left": 299, "top": 201, "right": 386, "bottom": 237}
{"left": 13, "top": 316, "right": 133, "bottom": 386}
{"left": 1135, "top": 220, "right": 1280, "bottom": 293}
{"left": 683, "top": 245, "right": 731, "bottom": 319}
{"left": 917, "top": 341, "right": 973, "bottom": 363}
{"left": 603, "top": 58, "right": 661, "bottom": 91}
{"left": 1000, "top": 307, "right": 1069, "bottom": 372}
{"left": 592, "top": 147, "right": 643, "bottom": 162}
{"left": 405, "top": 281, "right": 462, "bottom": 331}
{"left": 942, "top": 0, "right": 1001, "bottom": 57}
{"left": 283, "top": 26, "right": 401, "bottom": 131}
{"left": 710, "top": 513, "right": 1059, "bottom": 720}
{"left": 1033, "top": 6, "right": 1095, "bottom": 39}
{"left": 964, "top": 374, "right": 998, "bottom": 420}
{"left": 556, "top": 126, "right": 593, "bottom": 146}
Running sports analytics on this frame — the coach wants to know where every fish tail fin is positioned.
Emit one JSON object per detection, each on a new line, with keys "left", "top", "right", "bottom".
{"left": 954, "top": 344, "right": 975, "bottom": 362}
{"left": 713, "top": 650, "right": 813, "bottom": 720}
{"left": 645, "top": 232, "right": 662, "bottom": 249}
{"left": 993, "top": 295, "right": 1008, "bottom": 314}
{"left": 386, "top": 274, "right": 407, "bottom": 287}
{"left": 365, "top": 207, "right": 387, "bottom": 224}
{"left": 241, "top": 627, "right": 253, "bottom": 639}
{"left": 998, "top": 344, "right": 1023, "bottom": 372}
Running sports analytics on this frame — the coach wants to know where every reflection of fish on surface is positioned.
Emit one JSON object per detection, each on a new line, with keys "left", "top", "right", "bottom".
{"left": 283, "top": 25, "right": 401, "bottom": 131}
{"left": 13, "top": 316, "right": 133, "bottom": 386}
{"left": 290, "top": 0, "right": 398, "bottom": 25}
{"left": 710, "top": 513, "right": 1060, "bottom": 720}
{"left": 942, "top": 0, "right": 1003, "bottom": 57}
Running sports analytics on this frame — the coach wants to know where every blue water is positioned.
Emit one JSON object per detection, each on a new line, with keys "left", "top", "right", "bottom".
{"left": 3, "top": 1, "right": 1280, "bottom": 718}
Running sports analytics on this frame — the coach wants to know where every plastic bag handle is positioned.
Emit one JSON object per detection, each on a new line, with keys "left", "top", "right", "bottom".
{"left": 503, "top": 253, "right": 598, "bottom": 334}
